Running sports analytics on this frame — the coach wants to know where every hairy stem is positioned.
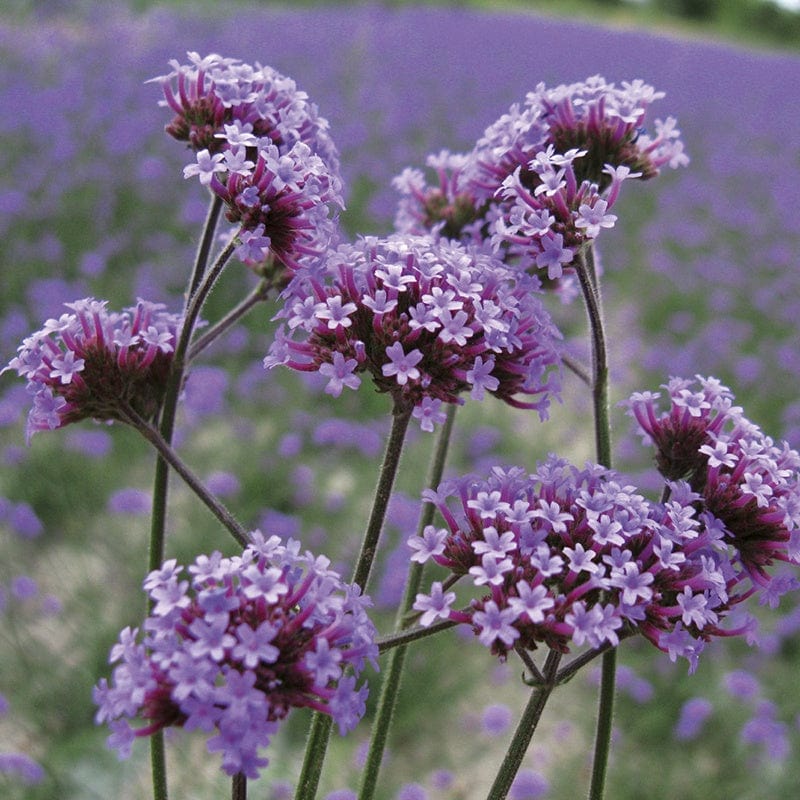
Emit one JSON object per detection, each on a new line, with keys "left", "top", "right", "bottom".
{"left": 576, "top": 244, "right": 616, "bottom": 800}
{"left": 295, "top": 406, "right": 413, "bottom": 800}
{"left": 232, "top": 773, "right": 247, "bottom": 800}
{"left": 188, "top": 278, "right": 274, "bottom": 362}
{"left": 144, "top": 196, "right": 223, "bottom": 800}
{"left": 358, "top": 404, "right": 457, "bottom": 800}
{"left": 124, "top": 405, "right": 249, "bottom": 548}
{"left": 486, "top": 650, "right": 562, "bottom": 800}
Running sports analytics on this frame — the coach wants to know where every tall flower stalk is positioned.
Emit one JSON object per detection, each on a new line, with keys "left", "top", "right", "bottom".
{"left": 358, "top": 404, "right": 458, "bottom": 800}
{"left": 295, "top": 407, "right": 412, "bottom": 800}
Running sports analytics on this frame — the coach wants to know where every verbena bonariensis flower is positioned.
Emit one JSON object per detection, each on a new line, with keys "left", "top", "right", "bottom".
{"left": 153, "top": 52, "right": 344, "bottom": 275}
{"left": 3, "top": 298, "right": 182, "bottom": 442}
{"left": 151, "top": 51, "right": 340, "bottom": 173}
{"left": 410, "top": 456, "right": 757, "bottom": 672}
{"left": 93, "top": 532, "right": 378, "bottom": 779}
{"left": 263, "top": 234, "right": 563, "bottom": 429}
{"left": 394, "top": 76, "right": 687, "bottom": 283}
{"left": 624, "top": 375, "right": 800, "bottom": 589}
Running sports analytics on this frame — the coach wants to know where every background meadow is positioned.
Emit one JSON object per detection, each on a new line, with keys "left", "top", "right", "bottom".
{"left": 1, "top": 2, "right": 799, "bottom": 798}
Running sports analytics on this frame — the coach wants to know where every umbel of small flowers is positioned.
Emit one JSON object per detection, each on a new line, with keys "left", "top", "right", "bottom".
{"left": 3, "top": 298, "right": 182, "bottom": 442}
{"left": 410, "top": 454, "right": 761, "bottom": 673}
{"left": 624, "top": 375, "right": 800, "bottom": 590}
{"left": 393, "top": 75, "right": 688, "bottom": 285}
{"left": 152, "top": 52, "right": 345, "bottom": 277}
{"left": 94, "top": 532, "right": 379, "bottom": 780}
{"left": 264, "top": 233, "right": 563, "bottom": 430}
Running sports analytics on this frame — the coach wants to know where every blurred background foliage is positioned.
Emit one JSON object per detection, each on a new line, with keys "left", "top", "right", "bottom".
{"left": 0, "top": 1, "right": 798, "bottom": 799}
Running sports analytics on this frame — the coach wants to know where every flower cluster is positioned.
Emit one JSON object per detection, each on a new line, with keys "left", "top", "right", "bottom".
{"left": 394, "top": 76, "right": 687, "bottom": 282}
{"left": 4, "top": 298, "right": 182, "bottom": 441}
{"left": 264, "top": 234, "right": 563, "bottom": 428}
{"left": 151, "top": 51, "right": 339, "bottom": 172}
{"left": 410, "top": 456, "right": 755, "bottom": 670}
{"left": 624, "top": 375, "right": 800, "bottom": 587}
{"left": 152, "top": 52, "right": 344, "bottom": 274}
{"left": 94, "top": 532, "right": 378, "bottom": 779}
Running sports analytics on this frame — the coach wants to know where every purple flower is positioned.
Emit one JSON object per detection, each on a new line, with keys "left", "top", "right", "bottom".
{"left": 0, "top": 752, "right": 45, "bottom": 785}
{"left": 394, "top": 76, "right": 687, "bottom": 287}
{"left": 413, "top": 456, "right": 757, "bottom": 668}
{"left": 94, "top": 532, "right": 378, "bottom": 779}
{"left": 4, "top": 298, "right": 182, "bottom": 442}
{"left": 623, "top": 376, "right": 800, "bottom": 587}
{"left": 674, "top": 696, "right": 713, "bottom": 740}
{"left": 151, "top": 52, "right": 339, "bottom": 173}
{"left": 152, "top": 53, "right": 344, "bottom": 277}
{"left": 265, "top": 234, "right": 562, "bottom": 428}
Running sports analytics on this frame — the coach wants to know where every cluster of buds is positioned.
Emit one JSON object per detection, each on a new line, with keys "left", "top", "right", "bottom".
{"left": 4, "top": 298, "right": 182, "bottom": 441}
{"left": 93, "top": 533, "right": 378, "bottom": 779}
{"left": 264, "top": 234, "right": 563, "bottom": 429}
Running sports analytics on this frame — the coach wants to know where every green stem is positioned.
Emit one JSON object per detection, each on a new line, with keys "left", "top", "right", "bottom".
{"left": 232, "top": 773, "right": 247, "bottom": 800}
{"left": 351, "top": 407, "right": 413, "bottom": 591}
{"left": 576, "top": 244, "right": 616, "bottom": 800}
{"left": 358, "top": 404, "right": 457, "bottom": 800}
{"left": 123, "top": 405, "right": 249, "bottom": 548}
{"left": 188, "top": 279, "right": 274, "bottom": 362}
{"left": 145, "top": 197, "right": 225, "bottom": 800}
{"left": 576, "top": 246, "right": 612, "bottom": 467}
{"left": 486, "top": 650, "right": 561, "bottom": 800}
{"left": 295, "top": 406, "right": 413, "bottom": 800}
{"left": 187, "top": 195, "right": 224, "bottom": 299}
{"left": 375, "top": 617, "right": 458, "bottom": 653}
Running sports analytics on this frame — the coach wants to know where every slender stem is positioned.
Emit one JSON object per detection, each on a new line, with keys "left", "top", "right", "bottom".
{"left": 375, "top": 617, "right": 458, "bottom": 653}
{"left": 295, "top": 406, "right": 413, "bottom": 800}
{"left": 143, "top": 197, "right": 223, "bottom": 800}
{"left": 358, "top": 404, "right": 457, "bottom": 800}
{"left": 123, "top": 405, "right": 249, "bottom": 548}
{"left": 187, "top": 195, "right": 224, "bottom": 300}
{"left": 188, "top": 279, "right": 273, "bottom": 362}
{"left": 588, "top": 648, "right": 617, "bottom": 800}
{"left": 486, "top": 650, "right": 561, "bottom": 800}
{"left": 575, "top": 246, "right": 612, "bottom": 467}
{"left": 149, "top": 730, "right": 168, "bottom": 800}
{"left": 351, "top": 407, "right": 413, "bottom": 591}
{"left": 576, "top": 244, "right": 616, "bottom": 800}
{"left": 232, "top": 773, "right": 247, "bottom": 800}
{"left": 179, "top": 239, "right": 237, "bottom": 367}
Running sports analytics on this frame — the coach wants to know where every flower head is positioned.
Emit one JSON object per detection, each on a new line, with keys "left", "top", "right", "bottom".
{"left": 94, "top": 533, "right": 378, "bottom": 779}
{"left": 4, "top": 298, "right": 182, "bottom": 442}
{"left": 151, "top": 52, "right": 339, "bottom": 172}
{"left": 152, "top": 53, "right": 344, "bottom": 277}
{"left": 411, "top": 456, "right": 757, "bottom": 670}
{"left": 624, "top": 376, "right": 800, "bottom": 586}
{"left": 394, "top": 77, "right": 686, "bottom": 287}
{"left": 265, "top": 234, "right": 563, "bottom": 427}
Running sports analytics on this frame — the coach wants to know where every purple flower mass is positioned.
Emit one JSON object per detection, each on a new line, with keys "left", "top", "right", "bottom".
{"left": 4, "top": 298, "right": 182, "bottom": 441}
{"left": 410, "top": 455, "right": 781, "bottom": 670}
{"left": 394, "top": 76, "right": 687, "bottom": 282}
{"left": 94, "top": 533, "right": 378, "bottom": 779}
{"left": 152, "top": 53, "right": 344, "bottom": 276}
{"left": 624, "top": 376, "right": 800, "bottom": 587}
{"left": 265, "top": 234, "right": 563, "bottom": 427}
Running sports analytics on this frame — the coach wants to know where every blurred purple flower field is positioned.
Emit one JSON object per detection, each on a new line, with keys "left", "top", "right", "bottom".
{"left": 1, "top": 4, "right": 799, "bottom": 799}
